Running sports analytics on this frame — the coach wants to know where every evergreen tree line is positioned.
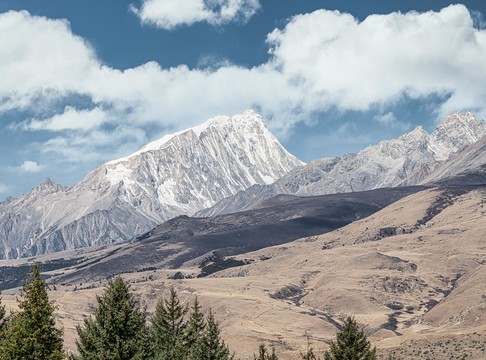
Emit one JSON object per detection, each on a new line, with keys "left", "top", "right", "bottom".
{"left": 72, "top": 277, "right": 232, "bottom": 360}
{"left": 0, "top": 265, "right": 377, "bottom": 360}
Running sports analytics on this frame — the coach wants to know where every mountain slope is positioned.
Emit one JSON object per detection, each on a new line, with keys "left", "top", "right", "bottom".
{"left": 0, "top": 110, "right": 303, "bottom": 259}
{"left": 197, "top": 111, "right": 486, "bottom": 217}
{"left": 203, "top": 184, "right": 486, "bottom": 358}
{"left": 417, "top": 134, "right": 486, "bottom": 185}
{"left": 2, "top": 183, "right": 486, "bottom": 358}
{"left": 27, "top": 186, "right": 422, "bottom": 286}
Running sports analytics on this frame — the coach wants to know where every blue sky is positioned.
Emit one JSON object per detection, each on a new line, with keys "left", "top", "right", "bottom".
{"left": 1, "top": 0, "right": 486, "bottom": 199}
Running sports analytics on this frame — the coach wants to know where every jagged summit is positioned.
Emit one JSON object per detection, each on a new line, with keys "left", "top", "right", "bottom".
{"left": 431, "top": 111, "right": 486, "bottom": 161}
{"left": 417, "top": 133, "right": 486, "bottom": 185}
{"left": 191, "top": 109, "right": 267, "bottom": 136}
{"left": 197, "top": 111, "right": 486, "bottom": 217}
{"left": 95, "top": 109, "right": 302, "bottom": 190}
{"left": 399, "top": 125, "right": 427, "bottom": 141}
{"left": 441, "top": 110, "right": 479, "bottom": 126}
{"left": 33, "top": 177, "right": 64, "bottom": 193}
{"left": 109, "top": 109, "right": 267, "bottom": 164}
{"left": 0, "top": 110, "right": 303, "bottom": 259}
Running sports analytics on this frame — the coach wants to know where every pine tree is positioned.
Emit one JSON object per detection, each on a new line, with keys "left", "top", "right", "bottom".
{"left": 200, "top": 309, "right": 232, "bottom": 360}
{"left": 324, "top": 316, "right": 376, "bottom": 360}
{"left": 151, "top": 286, "right": 188, "bottom": 360}
{"left": 73, "top": 275, "right": 150, "bottom": 360}
{"left": 0, "top": 290, "right": 6, "bottom": 334}
{"left": 0, "top": 264, "right": 64, "bottom": 360}
{"left": 185, "top": 296, "right": 206, "bottom": 355}
{"left": 254, "top": 343, "right": 278, "bottom": 360}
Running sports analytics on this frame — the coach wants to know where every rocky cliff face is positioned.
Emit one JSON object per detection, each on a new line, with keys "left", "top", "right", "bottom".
{"left": 197, "top": 111, "right": 486, "bottom": 217}
{"left": 416, "top": 134, "right": 486, "bottom": 185}
{"left": 0, "top": 110, "right": 303, "bottom": 259}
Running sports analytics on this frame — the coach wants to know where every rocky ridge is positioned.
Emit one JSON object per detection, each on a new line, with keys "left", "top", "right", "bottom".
{"left": 0, "top": 110, "right": 303, "bottom": 259}
{"left": 197, "top": 111, "right": 486, "bottom": 217}
{"left": 416, "top": 133, "right": 486, "bottom": 185}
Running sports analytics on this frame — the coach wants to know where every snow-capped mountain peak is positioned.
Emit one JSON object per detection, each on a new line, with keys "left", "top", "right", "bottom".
{"left": 430, "top": 111, "right": 486, "bottom": 161}
{"left": 0, "top": 110, "right": 303, "bottom": 259}
{"left": 33, "top": 177, "right": 63, "bottom": 193}
{"left": 197, "top": 111, "right": 486, "bottom": 217}
{"left": 109, "top": 109, "right": 268, "bottom": 164}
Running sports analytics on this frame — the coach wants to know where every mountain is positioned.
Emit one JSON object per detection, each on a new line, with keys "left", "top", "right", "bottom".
{"left": 0, "top": 110, "right": 303, "bottom": 259}
{"left": 16, "top": 186, "right": 421, "bottom": 287}
{"left": 197, "top": 111, "right": 486, "bottom": 217}
{"left": 416, "top": 134, "right": 486, "bottom": 185}
{"left": 2, "top": 110, "right": 483, "bottom": 259}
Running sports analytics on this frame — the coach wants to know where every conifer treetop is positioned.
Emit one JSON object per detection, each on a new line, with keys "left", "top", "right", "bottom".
{"left": 0, "top": 263, "right": 64, "bottom": 360}
{"left": 73, "top": 275, "right": 150, "bottom": 360}
{"left": 324, "top": 316, "right": 376, "bottom": 360}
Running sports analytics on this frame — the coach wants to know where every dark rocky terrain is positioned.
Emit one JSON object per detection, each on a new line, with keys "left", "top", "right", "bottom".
{"left": 2, "top": 186, "right": 427, "bottom": 287}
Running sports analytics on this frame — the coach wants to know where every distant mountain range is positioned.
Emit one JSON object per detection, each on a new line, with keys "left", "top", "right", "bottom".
{"left": 0, "top": 110, "right": 485, "bottom": 260}
{"left": 0, "top": 110, "right": 302, "bottom": 259}
{"left": 197, "top": 111, "right": 486, "bottom": 217}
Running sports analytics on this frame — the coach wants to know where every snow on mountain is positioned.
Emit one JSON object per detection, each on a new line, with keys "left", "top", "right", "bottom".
{"left": 197, "top": 111, "right": 486, "bottom": 217}
{"left": 0, "top": 110, "right": 303, "bottom": 259}
{"left": 416, "top": 134, "right": 486, "bottom": 185}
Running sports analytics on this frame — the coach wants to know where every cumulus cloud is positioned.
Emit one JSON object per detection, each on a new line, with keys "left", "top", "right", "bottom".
{"left": 0, "top": 10, "right": 297, "bottom": 134}
{"left": 374, "top": 112, "right": 397, "bottom": 125}
{"left": 130, "top": 0, "right": 261, "bottom": 30}
{"left": 0, "top": 183, "right": 8, "bottom": 194}
{"left": 0, "top": 10, "right": 100, "bottom": 113}
{"left": 266, "top": 5, "right": 486, "bottom": 116}
{"left": 19, "top": 161, "right": 44, "bottom": 173}
{"left": 41, "top": 126, "right": 148, "bottom": 163}
{"left": 1, "top": 5, "right": 486, "bottom": 165}
{"left": 25, "top": 106, "right": 109, "bottom": 131}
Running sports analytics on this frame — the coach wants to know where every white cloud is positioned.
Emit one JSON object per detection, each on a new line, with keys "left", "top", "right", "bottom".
{"left": 130, "top": 0, "right": 261, "bottom": 30}
{"left": 374, "top": 112, "right": 397, "bottom": 125}
{"left": 266, "top": 5, "right": 486, "bottom": 117}
{"left": 25, "top": 106, "right": 108, "bottom": 131}
{"left": 19, "top": 161, "right": 44, "bottom": 173}
{"left": 1, "top": 5, "right": 486, "bottom": 165}
{"left": 0, "top": 183, "right": 8, "bottom": 194}
{"left": 0, "top": 10, "right": 100, "bottom": 113}
{"left": 41, "top": 126, "right": 149, "bottom": 163}
{"left": 373, "top": 112, "right": 410, "bottom": 131}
